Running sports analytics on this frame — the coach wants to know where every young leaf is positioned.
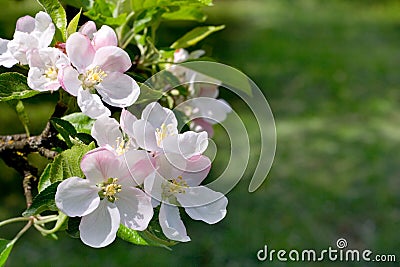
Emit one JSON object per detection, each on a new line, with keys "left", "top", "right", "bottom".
{"left": 117, "top": 224, "right": 176, "bottom": 249}
{"left": 7, "top": 100, "right": 30, "bottom": 137}
{"left": 0, "top": 239, "right": 14, "bottom": 267}
{"left": 62, "top": 112, "right": 95, "bottom": 134}
{"left": 36, "top": 0, "right": 67, "bottom": 41}
{"left": 51, "top": 117, "right": 77, "bottom": 147}
{"left": 22, "top": 181, "right": 61, "bottom": 217}
{"left": 37, "top": 142, "right": 96, "bottom": 192}
{"left": 0, "top": 73, "right": 39, "bottom": 102}
{"left": 135, "top": 83, "right": 164, "bottom": 104}
{"left": 170, "top": 25, "right": 225, "bottom": 49}
{"left": 66, "top": 10, "right": 82, "bottom": 38}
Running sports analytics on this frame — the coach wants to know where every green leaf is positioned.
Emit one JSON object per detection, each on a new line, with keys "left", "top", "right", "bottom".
{"left": 117, "top": 224, "right": 176, "bottom": 249}
{"left": 37, "top": 163, "right": 52, "bottom": 192}
{"left": 66, "top": 217, "right": 81, "bottom": 238}
{"left": 0, "top": 239, "right": 14, "bottom": 267}
{"left": 22, "top": 181, "right": 61, "bottom": 217}
{"left": 62, "top": 112, "right": 95, "bottom": 135}
{"left": 162, "top": 6, "right": 207, "bottom": 22}
{"left": 51, "top": 118, "right": 77, "bottom": 147}
{"left": 84, "top": 0, "right": 127, "bottom": 26}
{"left": 66, "top": 10, "right": 81, "bottom": 38}
{"left": 131, "top": 0, "right": 212, "bottom": 12}
{"left": 135, "top": 83, "right": 164, "bottom": 104}
{"left": 36, "top": 0, "right": 67, "bottom": 41}
{"left": 37, "top": 142, "right": 96, "bottom": 192}
{"left": 0, "top": 73, "right": 39, "bottom": 102}
{"left": 171, "top": 25, "right": 225, "bottom": 49}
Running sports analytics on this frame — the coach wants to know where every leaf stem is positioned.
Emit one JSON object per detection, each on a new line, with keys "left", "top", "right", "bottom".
{"left": 11, "top": 221, "right": 32, "bottom": 245}
{"left": 33, "top": 213, "right": 67, "bottom": 235}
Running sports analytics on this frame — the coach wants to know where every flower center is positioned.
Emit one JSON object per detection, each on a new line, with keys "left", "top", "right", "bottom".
{"left": 80, "top": 66, "right": 107, "bottom": 90}
{"left": 155, "top": 123, "right": 175, "bottom": 147}
{"left": 44, "top": 67, "right": 58, "bottom": 81}
{"left": 115, "top": 136, "right": 130, "bottom": 156}
{"left": 98, "top": 178, "right": 122, "bottom": 203}
{"left": 162, "top": 176, "right": 189, "bottom": 199}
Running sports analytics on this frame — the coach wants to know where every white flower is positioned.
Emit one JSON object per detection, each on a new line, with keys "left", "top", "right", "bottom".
{"left": 91, "top": 109, "right": 139, "bottom": 155}
{"left": 133, "top": 102, "right": 179, "bottom": 152}
{"left": 60, "top": 31, "right": 139, "bottom": 119}
{"left": 0, "top": 11, "right": 55, "bottom": 67}
{"left": 55, "top": 148, "right": 154, "bottom": 248}
{"left": 27, "top": 47, "right": 69, "bottom": 91}
{"left": 144, "top": 153, "right": 228, "bottom": 242}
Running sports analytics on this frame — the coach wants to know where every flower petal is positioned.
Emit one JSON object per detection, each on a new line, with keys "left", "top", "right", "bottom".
{"left": 79, "top": 21, "right": 97, "bottom": 39}
{"left": 79, "top": 200, "right": 120, "bottom": 248}
{"left": 91, "top": 116, "right": 122, "bottom": 148}
{"left": 119, "top": 150, "right": 155, "bottom": 186}
{"left": 162, "top": 131, "right": 208, "bottom": 158}
{"left": 92, "top": 46, "right": 131, "bottom": 73}
{"left": 177, "top": 186, "right": 228, "bottom": 224}
{"left": 66, "top": 32, "right": 95, "bottom": 72}
{"left": 144, "top": 172, "right": 163, "bottom": 206}
{"left": 117, "top": 187, "right": 153, "bottom": 231}
{"left": 141, "top": 102, "right": 178, "bottom": 130}
{"left": 92, "top": 25, "right": 118, "bottom": 50}
{"left": 8, "top": 32, "right": 39, "bottom": 64}
{"left": 80, "top": 147, "right": 120, "bottom": 183}
{"left": 77, "top": 89, "right": 111, "bottom": 119}
{"left": 190, "top": 118, "right": 214, "bottom": 137}
{"left": 55, "top": 177, "right": 100, "bottom": 217}
{"left": 33, "top": 11, "right": 55, "bottom": 48}
{"left": 59, "top": 65, "right": 80, "bottom": 96}
{"left": 0, "top": 39, "right": 18, "bottom": 68}
{"left": 96, "top": 72, "right": 139, "bottom": 108}
{"left": 133, "top": 119, "right": 159, "bottom": 152}
{"left": 16, "top": 15, "right": 35, "bottom": 33}
{"left": 120, "top": 109, "right": 138, "bottom": 139}
{"left": 159, "top": 203, "right": 190, "bottom": 242}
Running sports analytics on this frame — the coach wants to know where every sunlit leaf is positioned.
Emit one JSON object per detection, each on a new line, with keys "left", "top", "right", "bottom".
{"left": 0, "top": 239, "right": 14, "bottom": 267}
{"left": 171, "top": 25, "right": 225, "bottom": 49}
{"left": 36, "top": 0, "right": 67, "bottom": 41}
{"left": 0, "top": 73, "right": 39, "bottom": 102}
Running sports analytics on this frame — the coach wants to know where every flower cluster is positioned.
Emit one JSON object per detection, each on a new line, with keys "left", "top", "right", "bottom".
{"left": 1, "top": 11, "right": 232, "bottom": 249}
{"left": 0, "top": 13, "right": 139, "bottom": 119}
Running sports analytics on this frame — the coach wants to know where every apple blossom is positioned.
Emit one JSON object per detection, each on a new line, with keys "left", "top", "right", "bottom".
{"left": 27, "top": 48, "right": 69, "bottom": 91}
{"left": 0, "top": 11, "right": 55, "bottom": 67}
{"left": 144, "top": 153, "right": 228, "bottom": 242}
{"left": 79, "top": 21, "right": 118, "bottom": 50}
{"left": 91, "top": 109, "right": 139, "bottom": 155}
{"left": 133, "top": 102, "right": 179, "bottom": 152}
{"left": 55, "top": 148, "right": 154, "bottom": 248}
{"left": 168, "top": 48, "right": 232, "bottom": 137}
{"left": 60, "top": 31, "right": 139, "bottom": 119}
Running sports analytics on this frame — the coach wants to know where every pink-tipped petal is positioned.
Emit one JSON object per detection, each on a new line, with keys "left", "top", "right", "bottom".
{"left": 59, "top": 65, "right": 80, "bottom": 96}
{"left": 66, "top": 33, "right": 95, "bottom": 72}
{"left": 16, "top": 15, "right": 35, "bottom": 33}
{"left": 92, "top": 25, "right": 118, "bottom": 50}
{"left": 79, "top": 21, "right": 97, "bottom": 39}
{"left": 120, "top": 109, "right": 138, "bottom": 139}
{"left": 92, "top": 46, "right": 131, "bottom": 73}
{"left": 119, "top": 150, "right": 155, "bottom": 186}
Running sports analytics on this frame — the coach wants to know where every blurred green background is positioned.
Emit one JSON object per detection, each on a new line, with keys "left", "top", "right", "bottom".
{"left": 1, "top": 0, "right": 399, "bottom": 266}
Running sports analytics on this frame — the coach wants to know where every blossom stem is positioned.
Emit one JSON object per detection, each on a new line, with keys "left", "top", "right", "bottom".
{"left": 0, "top": 217, "right": 31, "bottom": 227}
{"left": 33, "top": 212, "right": 67, "bottom": 235}
{"left": 11, "top": 221, "right": 32, "bottom": 245}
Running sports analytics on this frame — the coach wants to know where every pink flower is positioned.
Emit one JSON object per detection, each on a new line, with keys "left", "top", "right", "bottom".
{"left": 55, "top": 148, "right": 154, "bottom": 248}
{"left": 60, "top": 30, "right": 139, "bottom": 119}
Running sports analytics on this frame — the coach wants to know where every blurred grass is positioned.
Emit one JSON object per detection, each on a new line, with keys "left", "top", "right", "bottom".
{"left": 1, "top": 0, "right": 400, "bottom": 266}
